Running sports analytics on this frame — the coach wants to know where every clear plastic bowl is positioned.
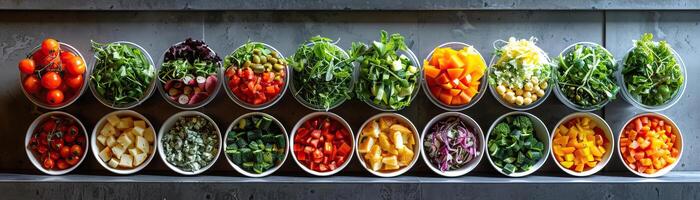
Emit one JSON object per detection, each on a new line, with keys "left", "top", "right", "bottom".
{"left": 20, "top": 42, "right": 89, "bottom": 110}
{"left": 420, "top": 112, "right": 485, "bottom": 177}
{"left": 91, "top": 110, "right": 157, "bottom": 175}
{"left": 223, "top": 112, "right": 289, "bottom": 177}
{"left": 617, "top": 45, "right": 687, "bottom": 112}
{"left": 157, "top": 111, "right": 222, "bottom": 175}
{"left": 25, "top": 111, "right": 89, "bottom": 175}
{"left": 422, "top": 42, "right": 488, "bottom": 111}
{"left": 617, "top": 112, "right": 683, "bottom": 177}
{"left": 223, "top": 42, "right": 289, "bottom": 111}
{"left": 485, "top": 111, "right": 550, "bottom": 177}
{"left": 355, "top": 112, "right": 420, "bottom": 177}
{"left": 488, "top": 41, "right": 553, "bottom": 111}
{"left": 89, "top": 41, "right": 157, "bottom": 110}
{"left": 289, "top": 112, "right": 354, "bottom": 176}
{"left": 553, "top": 42, "right": 618, "bottom": 111}
{"left": 357, "top": 48, "right": 422, "bottom": 111}
{"left": 549, "top": 112, "right": 614, "bottom": 176}
{"left": 157, "top": 40, "right": 223, "bottom": 110}
{"left": 289, "top": 42, "right": 356, "bottom": 111}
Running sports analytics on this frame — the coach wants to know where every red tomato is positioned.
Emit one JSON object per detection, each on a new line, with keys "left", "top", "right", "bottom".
{"left": 294, "top": 116, "right": 352, "bottom": 172}
{"left": 64, "top": 56, "right": 85, "bottom": 75}
{"left": 18, "top": 58, "right": 35, "bottom": 74}
{"left": 64, "top": 125, "right": 79, "bottom": 143}
{"left": 64, "top": 74, "right": 83, "bottom": 89}
{"left": 50, "top": 138, "right": 64, "bottom": 150}
{"left": 56, "top": 159, "right": 69, "bottom": 170}
{"left": 70, "top": 144, "right": 82, "bottom": 157}
{"left": 42, "top": 120, "right": 56, "bottom": 132}
{"left": 49, "top": 151, "right": 60, "bottom": 161}
{"left": 23, "top": 76, "right": 41, "bottom": 94}
{"left": 65, "top": 156, "right": 80, "bottom": 166}
{"left": 59, "top": 145, "right": 71, "bottom": 158}
{"left": 41, "top": 71, "right": 62, "bottom": 89}
{"left": 41, "top": 38, "right": 60, "bottom": 56}
{"left": 60, "top": 51, "right": 76, "bottom": 63}
{"left": 46, "top": 89, "right": 64, "bottom": 105}
{"left": 42, "top": 157, "right": 55, "bottom": 169}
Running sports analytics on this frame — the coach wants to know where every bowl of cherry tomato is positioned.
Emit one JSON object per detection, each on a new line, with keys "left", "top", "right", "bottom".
{"left": 18, "top": 38, "right": 88, "bottom": 109}
{"left": 223, "top": 42, "right": 289, "bottom": 110}
{"left": 290, "top": 112, "right": 354, "bottom": 176}
{"left": 25, "top": 111, "right": 88, "bottom": 175}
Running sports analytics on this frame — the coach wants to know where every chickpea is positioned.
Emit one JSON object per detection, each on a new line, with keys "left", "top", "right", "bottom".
{"left": 506, "top": 95, "right": 516, "bottom": 103}
{"left": 539, "top": 81, "right": 548, "bottom": 89}
{"left": 531, "top": 77, "right": 540, "bottom": 85}
{"left": 536, "top": 89, "right": 545, "bottom": 97}
{"left": 524, "top": 82, "right": 533, "bottom": 91}
{"left": 515, "top": 88, "right": 523, "bottom": 96}
{"left": 531, "top": 94, "right": 538, "bottom": 102}
{"left": 515, "top": 96, "right": 524, "bottom": 105}
{"left": 506, "top": 91, "right": 515, "bottom": 99}
{"left": 533, "top": 85, "right": 541, "bottom": 93}
{"left": 523, "top": 97, "right": 533, "bottom": 105}
{"left": 497, "top": 85, "right": 507, "bottom": 95}
{"left": 523, "top": 92, "right": 532, "bottom": 99}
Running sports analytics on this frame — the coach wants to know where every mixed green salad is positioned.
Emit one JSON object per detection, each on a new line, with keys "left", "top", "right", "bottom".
{"left": 90, "top": 41, "right": 155, "bottom": 107}
{"left": 350, "top": 31, "right": 419, "bottom": 110}
{"left": 555, "top": 43, "right": 619, "bottom": 109}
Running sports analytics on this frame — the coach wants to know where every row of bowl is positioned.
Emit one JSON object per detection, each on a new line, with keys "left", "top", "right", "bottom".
{"left": 25, "top": 110, "right": 682, "bottom": 178}
{"left": 19, "top": 36, "right": 686, "bottom": 113}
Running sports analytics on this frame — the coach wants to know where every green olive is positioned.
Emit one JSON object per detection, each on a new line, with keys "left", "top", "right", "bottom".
{"left": 243, "top": 60, "right": 251, "bottom": 69}
{"left": 252, "top": 64, "right": 265, "bottom": 73}
{"left": 263, "top": 63, "right": 273, "bottom": 71}
{"left": 271, "top": 51, "right": 278, "bottom": 58}
{"left": 268, "top": 57, "right": 278, "bottom": 64}
{"left": 273, "top": 63, "right": 284, "bottom": 71}
{"left": 253, "top": 49, "right": 261, "bottom": 55}
{"left": 253, "top": 55, "right": 261, "bottom": 64}
{"left": 260, "top": 55, "right": 268, "bottom": 64}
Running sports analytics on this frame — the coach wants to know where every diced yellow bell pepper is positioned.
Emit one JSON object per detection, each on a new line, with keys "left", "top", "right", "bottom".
{"left": 561, "top": 161, "right": 574, "bottom": 168}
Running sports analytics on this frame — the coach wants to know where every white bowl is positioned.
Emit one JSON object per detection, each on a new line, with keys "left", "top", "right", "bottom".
{"left": 485, "top": 111, "right": 550, "bottom": 177}
{"left": 421, "top": 42, "right": 488, "bottom": 111}
{"left": 420, "top": 112, "right": 485, "bottom": 177}
{"left": 289, "top": 112, "right": 354, "bottom": 176}
{"left": 223, "top": 42, "right": 290, "bottom": 111}
{"left": 617, "top": 112, "right": 683, "bottom": 178}
{"left": 355, "top": 113, "right": 420, "bottom": 177}
{"left": 20, "top": 42, "right": 89, "bottom": 110}
{"left": 549, "top": 112, "right": 614, "bottom": 176}
{"left": 91, "top": 110, "right": 157, "bottom": 175}
{"left": 158, "top": 111, "right": 222, "bottom": 175}
{"left": 223, "top": 112, "right": 289, "bottom": 177}
{"left": 25, "top": 111, "right": 89, "bottom": 175}
{"left": 89, "top": 41, "right": 157, "bottom": 110}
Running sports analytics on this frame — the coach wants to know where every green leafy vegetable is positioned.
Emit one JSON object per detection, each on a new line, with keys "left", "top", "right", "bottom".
{"left": 225, "top": 115, "right": 286, "bottom": 174}
{"left": 487, "top": 115, "right": 544, "bottom": 175}
{"left": 159, "top": 59, "right": 217, "bottom": 83}
{"left": 161, "top": 115, "right": 219, "bottom": 172}
{"left": 350, "top": 31, "right": 419, "bottom": 110}
{"left": 90, "top": 41, "right": 155, "bottom": 107}
{"left": 556, "top": 43, "right": 619, "bottom": 109}
{"left": 289, "top": 36, "right": 353, "bottom": 110}
{"left": 622, "top": 33, "right": 684, "bottom": 106}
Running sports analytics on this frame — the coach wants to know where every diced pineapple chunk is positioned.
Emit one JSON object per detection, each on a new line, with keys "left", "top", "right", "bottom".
{"left": 133, "top": 120, "right": 146, "bottom": 129}
{"left": 378, "top": 133, "right": 393, "bottom": 151}
{"left": 108, "top": 158, "right": 119, "bottom": 168}
{"left": 382, "top": 163, "right": 400, "bottom": 170}
{"left": 111, "top": 145, "right": 125, "bottom": 159}
{"left": 382, "top": 155, "right": 398, "bottom": 166}
{"left": 106, "top": 136, "right": 117, "bottom": 147}
{"left": 100, "top": 124, "right": 116, "bottom": 137}
{"left": 118, "top": 154, "right": 133, "bottom": 168}
{"left": 358, "top": 137, "right": 376, "bottom": 153}
{"left": 392, "top": 131, "right": 404, "bottom": 150}
{"left": 389, "top": 124, "right": 411, "bottom": 134}
{"left": 133, "top": 153, "right": 147, "bottom": 167}
{"left": 117, "top": 117, "right": 133, "bottom": 130}
{"left": 107, "top": 114, "right": 121, "bottom": 126}
{"left": 132, "top": 126, "right": 145, "bottom": 136}
{"left": 97, "top": 135, "right": 107, "bottom": 146}
{"left": 378, "top": 117, "right": 396, "bottom": 131}
{"left": 117, "top": 133, "right": 133, "bottom": 147}
{"left": 128, "top": 148, "right": 140, "bottom": 158}
{"left": 362, "top": 121, "right": 381, "bottom": 138}
{"left": 144, "top": 127, "right": 155, "bottom": 143}
{"left": 136, "top": 136, "right": 149, "bottom": 153}
{"left": 98, "top": 147, "right": 112, "bottom": 162}
{"left": 397, "top": 146, "right": 414, "bottom": 166}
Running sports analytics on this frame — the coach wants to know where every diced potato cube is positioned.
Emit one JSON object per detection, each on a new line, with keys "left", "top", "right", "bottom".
{"left": 108, "top": 158, "right": 119, "bottom": 168}
{"left": 358, "top": 137, "right": 375, "bottom": 153}
{"left": 111, "top": 145, "right": 125, "bottom": 159}
{"left": 107, "top": 114, "right": 121, "bottom": 126}
{"left": 117, "top": 117, "right": 133, "bottom": 130}
{"left": 133, "top": 120, "right": 146, "bottom": 129}
{"left": 382, "top": 163, "right": 400, "bottom": 170}
{"left": 98, "top": 147, "right": 112, "bottom": 162}
{"left": 144, "top": 127, "right": 155, "bottom": 143}
{"left": 97, "top": 135, "right": 107, "bottom": 146}
{"left": 148, "top": 145, "right": 155, "bottom": 155}
{"left": 132, "top": 126, "right": 145, "bottom": 136}
{"left": 100, "top": 124, "right": 116, "bottom": 137}
{"left": 117, "top": 134, "right": 133, "bottom": 147}
{"left": 371, "top": 160, "right": 383, "bottom": 171}
{"left": 397, "top": 146, "right": 414, "bottom": 166}
{"left": 128, "top": 148, "right": 141, "bottom": 158}
{"left": 378, "top": 133, "right": 392, "bottom": 150}
{"left": 136, "top": 136, "right": 149, "bottom": 153}
{"left": 133, "top": 153, "right": 147, "bottom": 167}
{"left": 362, "top": 121, "right": 381, "bottom": 138}
{"left": 118, "top": 154, "right": 133, "bottom": 168}
{"left": 382, "top": 155, "right": 398, "bottom": 166}
{"left": 389, "top": 124, "right": 411, "bottom": 134}
{"left": 106, "top": 136, "right": 117, "bottom": 147}
{"left": 392, "top": 131, "right": 404, "bottom": 149}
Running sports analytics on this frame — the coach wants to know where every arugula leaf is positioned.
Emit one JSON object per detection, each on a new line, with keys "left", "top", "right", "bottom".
{"left": 622, "top": 33, "right": 684, "bottom": 106}
{"left": 90, "top": 41, "right": 155, "bottom": 106}
{"left": 555, "top": 43, "right": 619, "bottom": 109}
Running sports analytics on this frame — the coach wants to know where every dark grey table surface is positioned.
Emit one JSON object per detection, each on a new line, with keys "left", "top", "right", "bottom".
{"left": 0, "top": 8, "right": 697, "bottom": 200}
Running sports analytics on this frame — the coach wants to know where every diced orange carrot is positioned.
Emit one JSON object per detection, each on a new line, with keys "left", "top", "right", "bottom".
{"left": 447, "top": 68, "right": 464, "bottom": 79}
{"left": 465, "top": 86, "right": 478, "bottom": 97}
{"left": 424, "top": 65, "right": 441, "bottom": 79}
{"left": 435, "top": 73, "right": 449, "bottom": 84}
{"left": 449, "top": 89, "right": 461, "bottom": 96}
{"left": 458, "top": 92, "right": 471, "bottom": 104}
{"left": 438, "top": 92, "right": 453, "bottom": 105}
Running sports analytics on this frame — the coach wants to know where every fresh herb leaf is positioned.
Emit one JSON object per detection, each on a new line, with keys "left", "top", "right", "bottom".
{"left": 556, "top": 43, "right": 619, "bottom": 109}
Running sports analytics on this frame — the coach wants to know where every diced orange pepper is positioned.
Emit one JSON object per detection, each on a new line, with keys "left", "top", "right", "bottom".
{"left": 446, "top": 68, "right": 464, "bottom": 79}
{"left": 424, "top": 65, "right": 441, "bottom": 79}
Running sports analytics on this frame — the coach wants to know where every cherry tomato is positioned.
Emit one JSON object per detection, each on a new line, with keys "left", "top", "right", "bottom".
{"left": 46, "top": 89, "right": 64, "bottom": 105}
{"left": 41, "top": 38, "right": 60, "bottom": 56}
{"left": 42, "top": 157, "right": 55, "bottom": 169}
{"left": 65, "top": 56, "right": 85, "bottom": 75}
{"left": 23, "top": 76, "right": 41, "bottom": 94}
{"left": 64, "top": 74, "right": 83, "bottom": 89}
{"left": 40, "top": 52, "right": 59, "bottom": 69}
{"left": 64, "top": 125, "right": 79, "bottom": 143}
{"left": 49, "top": 151, "right": 60, "bottom": 161}
{"left": 37, "top": 145, "right": 48, "bottom": 154}
{"left": 41, "top": 71, "right": 62, "bottom": 89}
{"left": 59, "top": 145, "right": 71, "bottom": 158}
{"left": 56, "top": 159, "right": 69, "bottom": 170}
{"left": 76, "top": 135, "right": 86, "bottom": 146}
{"left": 50, "top": 139, "right": 64, "bottom": 150}
{"left": 65, "top": 155, "right": 80, "bottom": 166}
{"left": 60, "top": 51, "right": 76, "bottom": 63}
{"left": 32, "top": 51, "right": 45, "bottom": 64}
{"left": 42, "top": 120, "right": 56, "bottom": 132}
{"left": 70, "top": 144, "right": 82, "bottom": 157}
{"left": 18, "top": 58, "right": 35, "bottom": 74}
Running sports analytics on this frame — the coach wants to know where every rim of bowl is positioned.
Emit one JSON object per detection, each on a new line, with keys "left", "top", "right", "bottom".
{"left": 157, "top": 40, "right": 223, "bottom": 110}
{"left": 89, "top": 41, "right": 157, "bottom": 110}
{"left": 289, "top": 112, "right": 354, "bottom": 176}
{"left": 90, "top": 110, "right": 157, "bottom": 175}
{"left": 553, "top": 42, "right": 618, "bottom": 112}
{"left": 617, "top": 44, "right": 687, "bottom": 112}
{"left": 549, "top": 112, "right": 614, "bottom": 176}
{"left": 420, "top": 112, "right": 485, "bottom": 177}
{"left": 25, "top": 111, "right": 89, "bottom": 175}
{"left": 20, "top": 42, "right": 89, "bottom": 110}
{"left": 157, "top": 111, "right": 222, "bottom": 175}
{"left": 487, "top": 41, "right": 553, "bottom": 111}
{"left": 617, "top": 112, "right": 683, "bottom": 178}
{"left": 358, "top": 47, "right": 422, "bottom": 111}
{"left": 289, "top": 42, "right": 356, "bottom": 111}
{"left": 355, "top": 112, "right": 421, "bottom": 177}
{"left": 223, "top": 112, "right": 289, "bottom": 177}
{"left": 485, "top": 111, "right": 550, "bottom": 177}
{"left": 223, "top": 42, "right": 290, "bottom": 111}
{"left": 421, "top": 42, "right": 489, "bottom": 111}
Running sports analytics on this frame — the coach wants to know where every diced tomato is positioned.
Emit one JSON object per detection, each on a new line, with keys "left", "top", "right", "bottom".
{"left": 311, "top": 130, "right": 321, "bottom": 139}
{"left": 297, "top": 152, "right": 306, "bottom": 161}
{"left": 337, "top": 142, "right": 351, "bottom": 156}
